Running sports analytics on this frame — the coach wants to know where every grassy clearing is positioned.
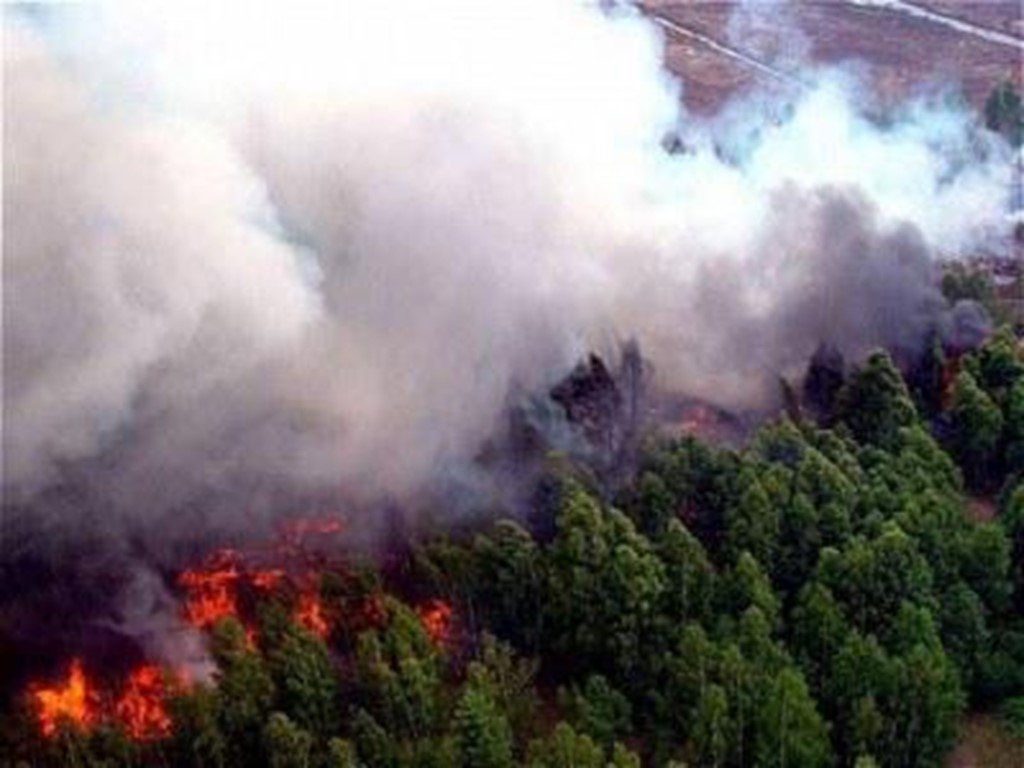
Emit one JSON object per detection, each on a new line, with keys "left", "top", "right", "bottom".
{"left": 945, "top": 713, "right": 1024, "bottom": 768}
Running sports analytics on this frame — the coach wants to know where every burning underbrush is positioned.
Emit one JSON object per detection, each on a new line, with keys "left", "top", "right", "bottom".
{"left": 30, "top": 659, "right": 179, "bottom": 742}
{"left": 14, "top": 516, "right": 455, "bottom": 746}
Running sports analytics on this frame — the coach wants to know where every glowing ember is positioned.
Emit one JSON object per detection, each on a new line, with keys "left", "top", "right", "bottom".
{"left": 940, "top": 355, "right": 962, "bottom": 410}
{"left": 115, "top": 665, "right": 172, "bottom": 741}
{"left": 32, "top": 659, "right": 96, "bottom": 737}
{"left": 177, "top": 549, "right": 241, "bottom": 629}
{"left": 295, "top": 591, "right": 329, "bottom": 639}
{"left": 680, "top": 404, "right": 718, "bottom": 435}
{"left": 279, "top": 516, "right": 343, "bottom": 544}
{"left": 361, "top": 594, "right": 388, "bottom": 629}
{"left": 250, "top": 568, "right": 285, "bottom": 590}
{"left": 417, "top": 600, "right": 453, "bottom": 646}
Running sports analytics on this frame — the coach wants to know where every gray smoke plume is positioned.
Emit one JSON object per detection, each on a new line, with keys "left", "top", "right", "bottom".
{"left": 3, "top": 1, "right": 1015, "bottom": 534}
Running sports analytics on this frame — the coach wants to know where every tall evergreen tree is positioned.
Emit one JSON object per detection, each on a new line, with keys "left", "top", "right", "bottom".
{"left": 263, "top": 712, "right": 313, "bottom": 768}
{"left": 949, "top": 370, "right": 1004, "bottom": 490}
{"left": 834, "top": 351, "right": 918, "bottom": 450}
{"left": 453, "top": 686, "right": 513, "bottom": 768}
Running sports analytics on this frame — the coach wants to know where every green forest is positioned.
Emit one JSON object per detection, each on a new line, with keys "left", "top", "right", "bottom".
{"left": 5, "top": 327, "right": 1024, "bottom": 767}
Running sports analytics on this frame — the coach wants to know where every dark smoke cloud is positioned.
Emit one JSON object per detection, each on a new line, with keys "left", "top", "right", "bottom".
{"left": 3, "top": 1, "right": 1014, "bottom": 534}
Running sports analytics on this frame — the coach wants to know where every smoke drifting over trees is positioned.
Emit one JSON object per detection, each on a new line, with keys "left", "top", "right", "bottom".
{"left": 3, "top": 1, "right": 1016, "bottom": 527}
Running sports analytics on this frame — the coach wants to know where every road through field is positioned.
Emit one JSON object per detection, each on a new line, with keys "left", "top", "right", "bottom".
{"left": 846, "top": 0, "right": 1024, "bottom": 51}
{"left": 647, "top": 12, "right": 804, "bottom": 88}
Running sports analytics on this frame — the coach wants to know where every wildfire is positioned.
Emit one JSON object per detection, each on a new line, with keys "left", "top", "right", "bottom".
{"left": 177, "top": 549, "right": 241, "bottom": 629}
{"left": 417, "top": 599, "right": 453, "bottom": 646}
{"left": 251, "top": 568, "right": 285, "bottom": 590}
{"left": 175, "top": 517, "right": 347, "bottom": 640}
{"left": 32, "top": 659, "right": 97, "bottom": 737}
{"left": 29, "top": 661, "right": 178, "bottom": 741}
{"left": 26, "top": 516, "right": 352, "bottom": 743}
{"left": 176, "top": 545, "right": 342, "bottom": 644}
{"left": 680, "top": 404, "right": 718, "bottom": 436}
{"left": 295, "top": 591, "right": 329, "bottom": 639}
{"left": 114, "top": 665, "right": 172, "bottom": 741}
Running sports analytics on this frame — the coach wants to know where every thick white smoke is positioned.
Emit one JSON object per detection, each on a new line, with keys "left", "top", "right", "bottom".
{"left": 3, "top": 1, "right": 1015, "bottom": 519}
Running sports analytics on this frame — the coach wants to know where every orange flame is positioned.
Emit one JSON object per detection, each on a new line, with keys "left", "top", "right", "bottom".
{"left": 250, "top": 568, "right": 285, "bottom": 590}
{"left": 295, "top": 591, "right": 329, "bottom": 639}
{"left": 417, "top": 600, "right": 453, "bottom": 646}
{"left": 32, "top": 659, "right": 97, "bottom": 737}
{"left": 177, "top": 549, "right": 241, "bottom": 629}
{"left": 244, "top": 625, "right": 259, "bottom": 650}
{"left": 114, "top": 665, "right": 172, "bottom": 741}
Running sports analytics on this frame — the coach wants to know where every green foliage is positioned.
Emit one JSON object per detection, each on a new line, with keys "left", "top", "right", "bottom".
{"left": 949, "top": 370, "right": 1004, "bottom": 490}
{"left": 543, "top": 482, "right": 666, "bottom": 680}
{"left": 355, "top": 603, "right": 443, "bottom": 742}
{"left": 718, "top": 550, "right": 780, "bottom": 627}
{"left": 909, "top": 335, "right": 946, "bottom": 417}
{"left": 167, "top": 685, "right": 228, "bottom": 768}
{"left": 14, "top": 343, "right": 1024, "bottom": 768}
{"left": 473, "top": 520, "right": 544, "bottom": 651}
{"left": 753, "top": 668, "right": 831, "bottom": 768}
{"left": 352, "top": 708, "right": 394, "bottom": 768}
{"left": 1001, "top": 696, "right": 1024, "bottom": 738}
{"left": 941, "top": 264, "right": 1006, "bottom": 325}
{"left": 266, "top": 624, "right": 340, "bottom": 740}
{"left": 985, "top": 80, "right": 1024, "bottom": 147}
{"left": 263, "top": 712, "right": 313, "bottom": 768}
{"left": 938, "top": 583, "right": 990, "bottom": 695}
{"left": 724, "top": 471, "right": 780, "bottom": 571}
{"left": 817, "top": 525, "right": 934, "bottom": 636}
{"left": 608, "top": 742, "right": 642, "bottom": 768}
{"left": 691, "top": 684, "right": 730, "bottom": 768}
{"left": 525, "top": 722, "right": 605, "bottom": 768}
{"left": 789, "top": 582, "right": 849, "bottom": 694}
{"left": 834, "top": 351, "right": 919, "bottom": 450}
{"left": 967, "top": 328, "right": 1024, "bottom": 404}
{"left": 637, "top": 436, "right": 740, "bottom": 546}
{"left": 1002, "top": 379, "right": 1024, "bottom": 476}
{"left": 1002, "top": 482, "right": 1024, "bottom": 607}
{"left": 657, "top": 518, "right": 715, "bottom": 626}
{"left": 452, "top": 684, "right": 513, "bottom": 768}
{"left": 559, "top": 675, "right": 632, "bottom": 750}
{"left": 326, "top": 737, "right": 358, "bottom": 768}
{"left": 211, "top": 618, "right": 276, "bottom": 764}
{"left": 630, "top": 470, "right": 677, "bottom": 537}
{"left": 465, "top": 635, "right": 539, "bottom": 740}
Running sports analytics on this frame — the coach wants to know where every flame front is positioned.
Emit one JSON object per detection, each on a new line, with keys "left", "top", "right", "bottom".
{"left": 115, "top": 665, "right": 172, "bottom": 741}
{"left": 177, "top": 549, "right": 242, "bottom": 629}
{"left": 417, "top": 600, "right": 453, "bottom": 646}
{"left": 32, "top": 659, "right": 96, "bottom": 737}
{"left": 295, "top": 590, "right": 329, "bottom": 638}
{"left": 251, "top": 568, "right": 285, "bottom": 590}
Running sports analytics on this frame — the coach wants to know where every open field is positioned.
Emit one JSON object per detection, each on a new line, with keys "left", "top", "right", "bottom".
{"left": 915, "top": 1, "right": 1024, "bottom": 37}
{"left": 640, "top": 1, "right": 1023, "bottom": 113}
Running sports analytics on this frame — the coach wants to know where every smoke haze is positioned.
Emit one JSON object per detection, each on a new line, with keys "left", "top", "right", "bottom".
{"left": 3, "top": 1, "right": 1016, "bottom": 530}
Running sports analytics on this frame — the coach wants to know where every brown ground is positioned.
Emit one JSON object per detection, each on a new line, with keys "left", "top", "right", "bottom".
{"left": 915, "top": 1, "right": 1024, "bottom": 37}
{"left": 639, "top": 1, "right": 1023, "bottom": 114}
{"left": 966, "top": 496, "right": 997, "bottom": 522}
{"left": 945, "top": 714, "right": 1024, "bottom": 768}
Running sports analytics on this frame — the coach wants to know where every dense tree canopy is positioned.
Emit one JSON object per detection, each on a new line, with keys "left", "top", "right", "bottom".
{"left": 5, "top": 332, "right": 1024, "bottom": 768}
